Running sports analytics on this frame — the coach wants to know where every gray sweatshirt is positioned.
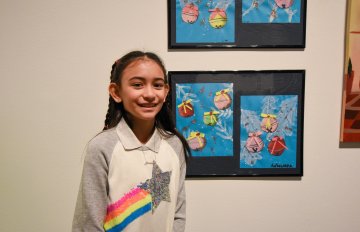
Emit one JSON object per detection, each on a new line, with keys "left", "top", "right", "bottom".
{"left": 72, "top": 119, "right": 186, "bottom": 232}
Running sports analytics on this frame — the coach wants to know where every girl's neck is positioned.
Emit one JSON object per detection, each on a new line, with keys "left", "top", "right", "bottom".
{"left": 129, "top": 118, "right": 156, "bottom": 144}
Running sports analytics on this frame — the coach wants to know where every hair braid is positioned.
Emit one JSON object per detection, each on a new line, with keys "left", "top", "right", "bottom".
{"left": 103, "top": 97, "right": 113, "bottom": 130}
{"left": 103, "top": 61, "right": 122, "bottom": 131}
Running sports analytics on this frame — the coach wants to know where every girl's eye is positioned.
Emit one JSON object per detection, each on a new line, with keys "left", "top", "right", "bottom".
{"left": 131, "top": 83, "right": 143, "bottom": 88}
{"left": 154, "top": 83, "right": 164, "bottom": 89}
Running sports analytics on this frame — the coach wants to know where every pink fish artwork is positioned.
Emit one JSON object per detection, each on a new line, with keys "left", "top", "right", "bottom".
{"left": 187, "top": 131, "right": 206, "bottom": 151}
{"left": 275, "top": 0, "right": 294, "bottom": 9}
{"left": 182, "top": 3, "right": 199, "bottom": 24}
{"left": 260, "top": 113, "right": 278, "bottom": 133}
{"left": 214, "top": 89, "right": 232, "bottom": 110}
{"left": 245, "top": 131, "right": 264, "bottom": 153}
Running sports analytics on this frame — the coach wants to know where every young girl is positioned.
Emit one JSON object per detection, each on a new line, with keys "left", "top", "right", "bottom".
{"left": 72, "top": 51, "right": 190, "bottom": 232}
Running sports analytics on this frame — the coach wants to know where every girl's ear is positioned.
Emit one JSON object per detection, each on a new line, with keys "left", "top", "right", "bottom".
{"left": 108, "top": 83, "right": 122, "bottom": 103}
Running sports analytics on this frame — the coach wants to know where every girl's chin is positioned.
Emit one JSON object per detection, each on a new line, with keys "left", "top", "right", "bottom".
{"left": 127, "top": 112, "right": 159, "bottom": 122}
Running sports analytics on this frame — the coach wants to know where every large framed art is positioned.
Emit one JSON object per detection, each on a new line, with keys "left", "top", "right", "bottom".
{"left": 340, "top": 0, "right": 360, "bottom": 144}
{"left": 168, "top": 0, "right": 307, "bottom": 49}
{"left": 169, "top": 70, "right": 305, "bottom": 177}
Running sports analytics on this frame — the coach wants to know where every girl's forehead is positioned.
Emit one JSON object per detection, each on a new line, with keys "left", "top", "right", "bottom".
{"left": 127, "top": 58, "right": 159, "bottom": 68}
{"left": 123, "top": 58, "right": 165, "bottom": 77}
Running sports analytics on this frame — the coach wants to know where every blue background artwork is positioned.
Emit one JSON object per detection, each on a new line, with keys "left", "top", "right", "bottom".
{"left": 242, "top": 0, "right": 301, "bottom": 23}
{"left": 240, "top": 95, "right": 298, "bottom": 168}
{"left": 176, "top": 83, "right": 234, "bottom": 157}
{"left": 176, "top": 0, "right": 235, "bottom": 43}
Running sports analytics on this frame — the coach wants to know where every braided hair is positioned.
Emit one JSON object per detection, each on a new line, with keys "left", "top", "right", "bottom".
{"left": 103, "top": 51, "right": 190, "bottom": 160}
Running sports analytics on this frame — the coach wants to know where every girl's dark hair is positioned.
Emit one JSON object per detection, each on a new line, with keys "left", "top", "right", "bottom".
{"left": 103, "top": 51, "right": 190, "bottom": 160}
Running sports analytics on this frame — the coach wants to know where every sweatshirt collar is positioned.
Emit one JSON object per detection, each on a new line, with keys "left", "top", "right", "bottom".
{"left": 116, "top": 118, "right": 161, "bottom": 153}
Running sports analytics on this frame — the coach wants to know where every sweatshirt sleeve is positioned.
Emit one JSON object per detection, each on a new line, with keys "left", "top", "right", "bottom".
{"left": 173, "top": 148, "right": 187, "bottom": 232}
{"left": 72, "top": 141, "right": 110, "bottom": 232}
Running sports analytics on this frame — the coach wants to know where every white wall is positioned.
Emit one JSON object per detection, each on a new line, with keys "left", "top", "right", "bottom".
{"left": 1, "top": 0, "right": 359, "bottom": 231}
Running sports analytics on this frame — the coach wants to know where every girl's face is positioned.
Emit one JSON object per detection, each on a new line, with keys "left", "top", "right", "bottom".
{"left": 114, "top": 59, "right": 169, "bottom": 124}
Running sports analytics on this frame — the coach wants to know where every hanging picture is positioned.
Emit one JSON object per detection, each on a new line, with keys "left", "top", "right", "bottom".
{"left": 340, "top": 0, "right": 360, "bottom": 144}
{"left": 168, "top": 0, "right": 307, "bottom": 48}
{"left": 169, "top": 70, "right": 305, "bottom": 177}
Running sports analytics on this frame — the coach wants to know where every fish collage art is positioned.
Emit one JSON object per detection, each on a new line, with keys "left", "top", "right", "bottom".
{"left": 176, "top": 0, "right": 235, "bottom": 43}
{"left": 171, "top": 70, "right": 304, "bottom": 175}
{"left": 176, "top": 83, "right": 234, "bottom": 157}
{"left": 176, "top": 83, "right": 299, "bottom": 169}
{"left": 176, "top": 0, "right": 301, "bottom": 43}
{"left": 242, "top": 0, "right": 301, "bottom": 23}
{"left": 240, "top": 95, "right": 298, "bottom": 168}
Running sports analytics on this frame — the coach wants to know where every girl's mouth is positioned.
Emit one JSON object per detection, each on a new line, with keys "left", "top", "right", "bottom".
{"left": 138, "top": 103, "right": 157, "bottom": 108}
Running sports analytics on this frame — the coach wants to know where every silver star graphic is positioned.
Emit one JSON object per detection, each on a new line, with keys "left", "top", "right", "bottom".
{"left": 140, "top": 162, "right": 171, "bottom": 213}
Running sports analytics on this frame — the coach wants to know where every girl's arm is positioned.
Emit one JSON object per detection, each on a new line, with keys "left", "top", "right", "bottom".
{"left": 72, "top": 142, "right": 109, "bottom": 232}
{"left": 173, "top": 149, "right": 187, "bottom": 232}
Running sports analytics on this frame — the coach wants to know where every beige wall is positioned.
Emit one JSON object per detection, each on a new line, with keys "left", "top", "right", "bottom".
{"left": 1, "top": 0, "right": 359, "bottom": 231}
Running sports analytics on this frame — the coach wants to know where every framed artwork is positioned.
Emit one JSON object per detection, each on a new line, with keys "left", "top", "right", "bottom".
{"left": 168, "top": 0, "right": 307, "bottom": 49}
{"left": 169, "top": 70, "right": 305, "bottom": 177}
{"left": 340, "top": 0, "right": 360, "bottom": 144}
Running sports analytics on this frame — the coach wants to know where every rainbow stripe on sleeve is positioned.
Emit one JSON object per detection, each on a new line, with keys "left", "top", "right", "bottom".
{"left": 103, "top": 187, "right": 152, "bottom": 232}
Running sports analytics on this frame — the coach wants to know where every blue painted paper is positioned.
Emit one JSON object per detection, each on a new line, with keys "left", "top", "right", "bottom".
{"left": 176, "top": 0, "right": 235, "bottom": 43}
{"left": 242, "top": 0, "right": 301, "bottom": 23}
{"left": 176, "top": 83, "right": 234, "bottom": 157}
{"left": 240, "top": 95, "right": 298, "bottom": 168}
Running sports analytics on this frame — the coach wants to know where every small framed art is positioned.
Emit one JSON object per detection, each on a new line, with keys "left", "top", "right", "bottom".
{"left": 169, "top": 70, "right": 305, "bottom": 177}
{"left": 168, "top": 0, "right": 307, "bottom": 49}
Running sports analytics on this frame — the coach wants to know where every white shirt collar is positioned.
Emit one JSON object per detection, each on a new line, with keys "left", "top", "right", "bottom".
{"left": 116, "top": 118, "right": 162, "bottom": 153}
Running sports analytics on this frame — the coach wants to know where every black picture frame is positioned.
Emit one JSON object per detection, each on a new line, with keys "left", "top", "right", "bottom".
{"left": 169, "top": 70, "right": 305, "bottom": 177}
{"left": 168, "top": 0, "right": 307, "bottom": 49}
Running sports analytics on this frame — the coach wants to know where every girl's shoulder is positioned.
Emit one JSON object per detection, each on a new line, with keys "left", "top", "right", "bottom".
{"left": 85, "top": 127, "right": 119, "bottom": 161}
{"left": 88, "top": 127, "right": 118, "bottom": 146}
{"left": 162, "top": 133, "right": 181, "bottom": 146}
{"left": 158, "top": 129, "right": 181, "bottom": 146}
{"left": 161, "top": 133, "right": 186, "bottom": 164}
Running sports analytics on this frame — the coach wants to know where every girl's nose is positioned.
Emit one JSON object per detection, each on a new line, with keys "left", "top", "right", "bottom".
{"left": 143, "top": 86, "right": 156, "bottom": 100}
